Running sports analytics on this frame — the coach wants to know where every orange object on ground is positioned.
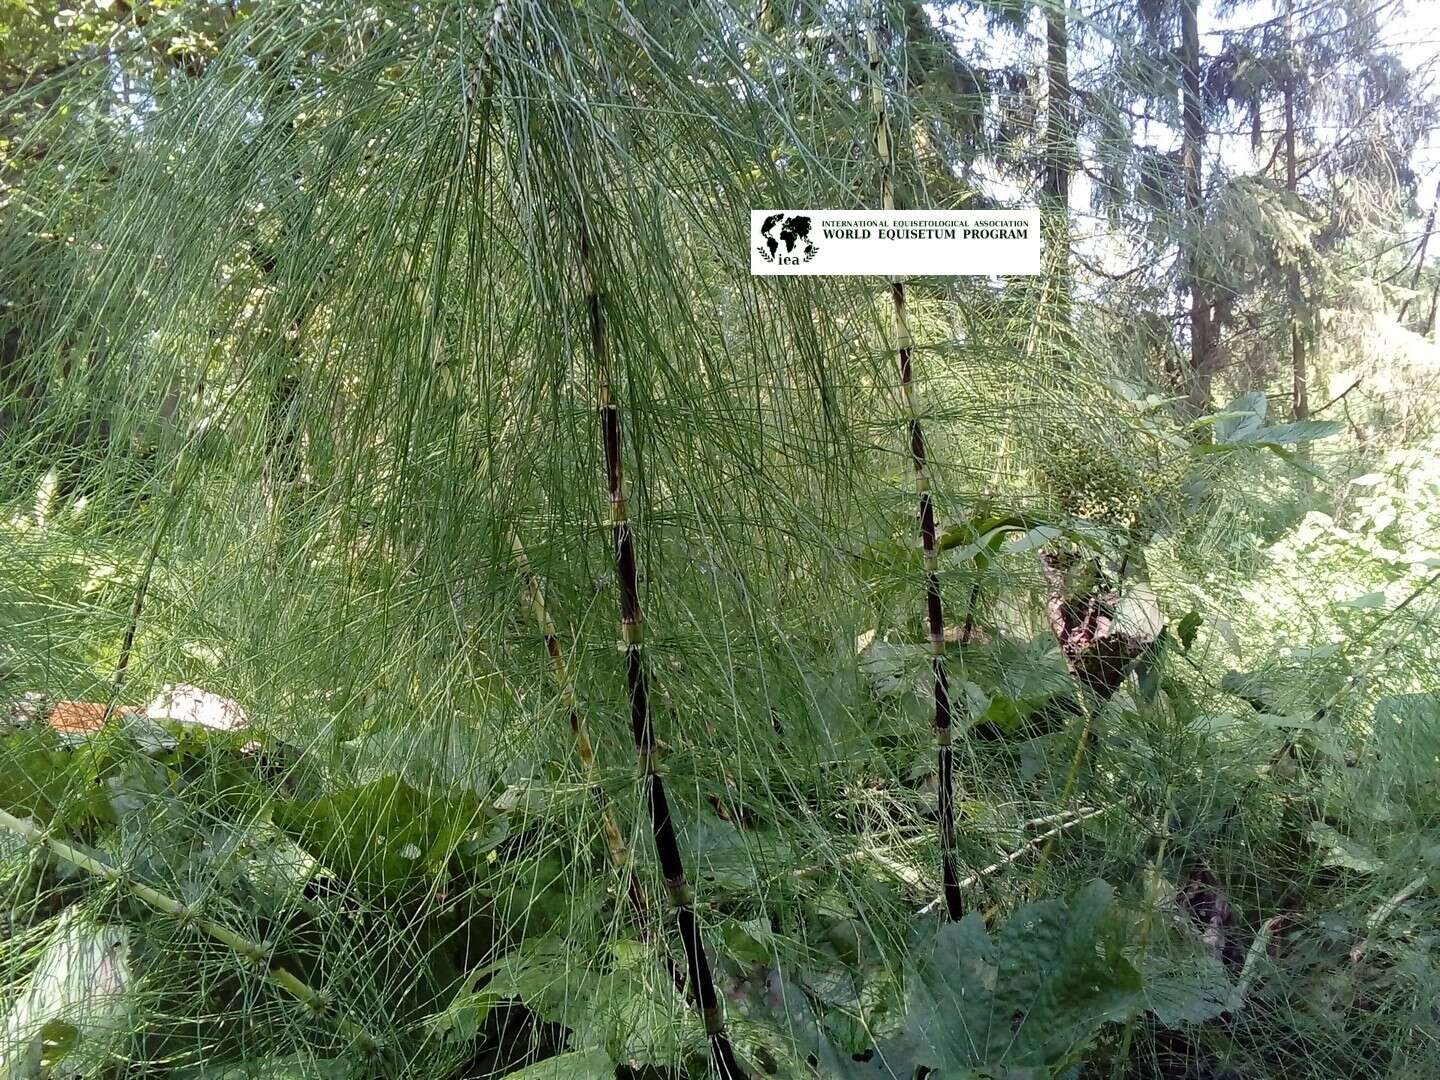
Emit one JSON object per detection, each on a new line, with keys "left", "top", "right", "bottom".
{"left": 45, "top": 701, "right": 141, "bottom": 738}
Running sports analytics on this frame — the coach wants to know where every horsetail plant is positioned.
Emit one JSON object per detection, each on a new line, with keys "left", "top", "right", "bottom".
{"left": 0, "top": 807, "right": 380, "bottom": 1058}
{"left": 867, "top": 19, "right": 965, "bottom": 922}
{"left": 578, "top": 223, "right": 747, "bottom": 1079}
{"left": 510, "top": 532, "right": 650, "bottom": 924}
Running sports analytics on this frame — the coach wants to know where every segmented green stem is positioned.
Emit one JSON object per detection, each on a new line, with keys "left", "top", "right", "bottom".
{"left": 0, "top": 807, "right": 379, "bottom": 1056}
{"left": 113, "top": 453, "right": 194, "bottom": 695}
{"left": 867, "top": 21, "right": 964, "bottom": 922}
{"left": 579, "top": 226, "right": 746, "bottom": 1079}
{"left": 510, "top": 533, "right": 649, "bottom": 923}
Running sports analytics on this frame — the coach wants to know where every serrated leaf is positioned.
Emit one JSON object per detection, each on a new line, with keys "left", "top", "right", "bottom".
{"left": 502, "top": 1050, "right": 614, "bottom": 1079}
{"left": 895, "top": 880, "right": 1141, "bottom": 1073}
{"left": 1142, "top": 950, "right": 1234, "bottom": 1026}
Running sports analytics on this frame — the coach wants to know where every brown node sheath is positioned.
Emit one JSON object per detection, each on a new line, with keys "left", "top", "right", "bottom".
{"left": 579, "top": 221, "right": 746, "bottom": 1078}
{"left": 869, "top": 21, "right": 965, "bottom": 922}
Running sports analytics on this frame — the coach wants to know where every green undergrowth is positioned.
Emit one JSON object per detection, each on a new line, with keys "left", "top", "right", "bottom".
{"left": 3, "top": 396, "right": 1439, "bottom": 1079}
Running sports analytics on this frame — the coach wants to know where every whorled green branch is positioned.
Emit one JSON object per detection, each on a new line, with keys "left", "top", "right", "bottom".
{"left": 0, "top": 807, "right": 381, "bottom": 1058}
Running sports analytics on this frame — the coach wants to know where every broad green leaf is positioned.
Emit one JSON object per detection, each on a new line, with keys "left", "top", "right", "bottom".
{"left": 858, "top": 638, "right": 925, "bottom": 699}
{"left": 425, "top": 987, "right": 501, "bottom": 1044}
{"left": 37, "top": 1019, "right": 79, "bottom": 1068}
{"left": 0, "top": 730, "right": 112, "bottom": 828}
{"left": 502, "top": 1050, "right": 615, "bottom": 1080}
{"left": 0, "top": 910, "right": 133, "bottom": 1078}
{"left": 892, "top": 880, "right": 1141, "bottom": 1073}
{"left": 1212, "top": 392, "right": 1267, "bottom": 443}
{"left": 1005, "top": 525, "right": 1066, "bottom": 555}
{"left": 1246, "top": 420, "right": 1343, "bottom": 445}
{"left": 1337, "top": 591, "right": 1387, "bottom": 610}
{"left": 967, "top": 689, "right": 1050, "bottom": 735}
{"left": 718, "top": 917, "right": 776, "bottom": 967}
{"left": 482, "top": 939, "right": 603, "bottom": 1029}
{"left": 271, "top": 775, "right": 488, "bottom": 898}
{"left": 567, "top": 973, "right": 688, "bottom": 1066}
{"left": 1309, "top": 822, "right": 1382, "bottom": 873}
{"left": 1142, "top": 949, "right": 1234, "bottom": 1027}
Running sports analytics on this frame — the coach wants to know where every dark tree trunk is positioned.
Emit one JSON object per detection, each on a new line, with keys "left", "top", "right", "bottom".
{"left": 1284, "top": 0, "right": 1308, "bottom": 425}
{"left": 1042, "top": 0, "right": 1073, "bottom": 335}
{"left": 1399, "top": 177, "right": 1440, "bottom": 327}
{"left": 1180, "top": 0, "right": 1211, "bottom": 416}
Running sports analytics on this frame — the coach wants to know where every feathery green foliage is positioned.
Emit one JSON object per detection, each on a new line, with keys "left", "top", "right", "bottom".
{"left": 2, "top": 1, "right": 1439, "bottom": 1078}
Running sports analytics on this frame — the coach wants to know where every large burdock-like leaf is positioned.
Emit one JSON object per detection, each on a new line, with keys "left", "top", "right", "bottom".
{"left": 144, "top": 685, "right": 250, "bottom": 733}
{"left": 1141, "top": 946, "right": 1235, "bottom": 1027}
{"left": 502, "top": 1049, "right": 614, "bottom": 1080}
{"left": 0, "top": 909, "right": 134, "bottom": 1079}
{"left": 271, "top": 775, "right": 488, "bottom": 899}
{"left": 1199, "top": 391, "right": 1342, "bottom": 474}
{"left": 1212, "top": 391, "right": 1269, "bottom": 444}
{"left": 895, "top": 880, "right": 1142, "bottom": 1076}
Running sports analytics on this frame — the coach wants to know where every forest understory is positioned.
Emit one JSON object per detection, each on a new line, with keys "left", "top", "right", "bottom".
{"left": 2, "top": 0, "right": 1440, "bottom": 1078}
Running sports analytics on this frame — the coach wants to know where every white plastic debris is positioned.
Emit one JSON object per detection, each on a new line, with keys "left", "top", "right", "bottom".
{"left": 144, "top": 684, "right": 250, "bottom": 733}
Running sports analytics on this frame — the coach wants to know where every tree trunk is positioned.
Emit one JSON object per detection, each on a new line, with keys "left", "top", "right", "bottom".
{"left": 1042, "top": 0, "right": 1072, "bottom": 337}
{"left": 1398, "top": 176, "right": 1440, "bottom": 326}
{"left": 1284, "top": 0, "right": 1307, "bottom": 425}
{"left": 1180, "top": 0, "right": 1211, "bottom": 416}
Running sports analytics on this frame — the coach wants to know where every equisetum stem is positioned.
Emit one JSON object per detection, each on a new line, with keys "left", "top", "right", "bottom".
{"left": 510, "top": 533, "right": 649, "bottom": 923}
{"left": 113, "top": 454, "right": 193, "bottom": 698}
{"left": 578, "top": 226, "right": 746, "bottom": 1079}
{"left": 0, "top": 807, "right": 378, "bottom": 1055}
{"left": 867, "top": 20, "right": 965, "bottom": 922}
